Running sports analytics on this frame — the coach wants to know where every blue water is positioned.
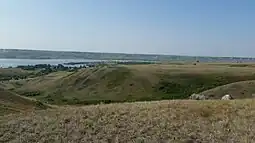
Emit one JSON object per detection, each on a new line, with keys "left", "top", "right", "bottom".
{"left": 0, "top": 59, "right": 104, "bottom": 68}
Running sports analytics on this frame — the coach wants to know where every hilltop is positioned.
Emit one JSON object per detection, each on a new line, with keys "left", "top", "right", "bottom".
{"left": 1, "top": 99, "right": 255, "bottom": 142}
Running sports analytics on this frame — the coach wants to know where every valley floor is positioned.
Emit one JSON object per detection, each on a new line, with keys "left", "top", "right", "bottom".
{"left": 1, "top": 99, "right": 255, "bottom": 143}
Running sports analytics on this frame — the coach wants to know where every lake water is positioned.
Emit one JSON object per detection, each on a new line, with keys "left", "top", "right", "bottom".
{"left": 0, "top": 59, "right": 104, "bottom": 68}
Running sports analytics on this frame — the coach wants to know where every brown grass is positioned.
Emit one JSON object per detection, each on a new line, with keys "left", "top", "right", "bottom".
{"left": 125, "top": 63, "right": 255, "bottom": 75}
{"left": 0, "top": 68, "right": 31, "bottom": 75}
{"left": 3, "top": 71, "right": 72, "bottom": 91}
{"left": 2, "top": 63, "right": 255, "bottom": 142}
{"left": 0, "top": 88, "right": 49, "bottom": 115}
{"left": 1, "top": 99, "right": 255, "bottom": 143}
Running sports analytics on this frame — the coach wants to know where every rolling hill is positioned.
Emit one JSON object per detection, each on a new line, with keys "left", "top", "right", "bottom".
{"left": 2, "top": 63, "right": 255, "bottom": 142}
{"left": 200, "top": 80, "right": 255, "bottom": 99}
{"left": 0, "top": 68, "right": 33, "bottom": 81}
{"left": 0, "top": 87, "right": 48, "bottom": 116}
{"left": 4, "top": 64, "right": 255, "bottom": 105}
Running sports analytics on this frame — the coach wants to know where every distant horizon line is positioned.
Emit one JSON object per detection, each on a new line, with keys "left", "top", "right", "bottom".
{"left": 1, "top": 48, "right": 255, "bottom": 59}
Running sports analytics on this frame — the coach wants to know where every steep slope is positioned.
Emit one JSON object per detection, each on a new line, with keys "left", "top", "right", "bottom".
{"left": 200, "top": 80, "right": 255, "bottom": 99}
{"left": 1, "top": 99, "right": 255, "bottom": 142}
{"left": 0, "top": 88, "right": 48, "bottom": 116}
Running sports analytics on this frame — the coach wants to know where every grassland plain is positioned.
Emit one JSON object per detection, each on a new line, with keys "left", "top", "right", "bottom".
{"left": 1, "top": 99, "right": 255, "bottom": 142}
{"left": 4, "top": 63, "right": 255, "bottom": 105}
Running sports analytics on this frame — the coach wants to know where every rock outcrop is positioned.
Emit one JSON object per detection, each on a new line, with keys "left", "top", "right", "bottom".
{"left": 221, "top": 94, "right": 233, "bottom": 100}
{"left": 189, "top": 94, "right": 206, "bottom": 100}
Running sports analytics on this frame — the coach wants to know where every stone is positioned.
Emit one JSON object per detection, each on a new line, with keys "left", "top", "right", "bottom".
{"left": 189, "top": 94, "right": 206, "bottom": 100}
{"left": 221, "top": 94, "right": 233, "bottom": 100}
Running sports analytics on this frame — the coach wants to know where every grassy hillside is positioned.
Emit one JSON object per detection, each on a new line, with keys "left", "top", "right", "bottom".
{"left": 0, "top": 68, "right": 33, "bottom": 81}
{"left": 5, "top": 64, "right": 255, "bottom": 105}
{"left": 1, "top": 99, "right": 255, "bottom": 142}
{"left": 200, "top": 80, "right": 255, "bottom": 99}
{"left": 0, "top": 88, "right": 48, "bottom": 116}
{"left": 3, "top": 71, "right": 72, "bottom": 91}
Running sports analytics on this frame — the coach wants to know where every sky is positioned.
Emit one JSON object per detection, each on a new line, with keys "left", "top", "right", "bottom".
{"left": 1, "top": 0, "right": 255, "bottom": 57}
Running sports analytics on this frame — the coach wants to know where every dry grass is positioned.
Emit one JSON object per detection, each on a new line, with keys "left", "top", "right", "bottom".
{"left": 0, "top": 88, "right": 49, "bottom": 115}
{"left": 2, "top": 64, "right": 255, "bottom": 142}
{"left": 200, "top": 80, "right": 255, "bottom": 99}
{"left": 0, "top": 68, "right": 31, "bottom": 75}
{"left": 1, "top": 99, "right": 255, "bottom": 143}
{"left": 3, "top": 71, "right": 72, "bottom": 91}
{"left": 125, "top": 63, "right": 255, "bottom": 75}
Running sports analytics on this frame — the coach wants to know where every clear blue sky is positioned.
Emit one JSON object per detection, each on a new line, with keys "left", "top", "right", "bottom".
{"left": 1, "top": 0, "right": 255, "bottom": 57}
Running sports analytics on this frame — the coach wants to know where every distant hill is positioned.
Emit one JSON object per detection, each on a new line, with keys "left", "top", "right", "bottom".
{"left": 1, "top": 49, "right": 255, "bottom": 62}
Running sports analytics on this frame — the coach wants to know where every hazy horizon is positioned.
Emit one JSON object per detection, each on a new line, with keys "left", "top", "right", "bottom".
{"left": 1, "top": 0, "right": 255, "bottom": 57}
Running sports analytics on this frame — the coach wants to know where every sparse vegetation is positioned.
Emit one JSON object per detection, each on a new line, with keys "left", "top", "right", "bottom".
{"left": 0, "top": 87, "right": 49, "bottom": 116}
{"left": 1, "top": 100, "right": 255, "bottom": 142}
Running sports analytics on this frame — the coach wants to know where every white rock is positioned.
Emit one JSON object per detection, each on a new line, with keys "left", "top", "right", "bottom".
{"left": 221, "top": 94, "right": 233, "bottom": 100}
{"left": 189, "top": 93, "right": 206, "bottom": 100}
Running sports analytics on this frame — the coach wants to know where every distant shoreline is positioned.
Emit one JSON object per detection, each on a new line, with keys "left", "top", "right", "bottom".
{"left": 1, "top": 49, "right": 255, "bottom": 59}
{"left": 1, "top": 49, "right": 255, "bottom": 63}
{"left": 0, "top": 58, "right": 157, "bottom": 68}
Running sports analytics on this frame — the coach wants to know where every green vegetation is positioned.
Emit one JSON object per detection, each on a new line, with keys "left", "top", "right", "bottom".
{"left": 17, "top": 64, "right": 82, "bottom": 76}
{"left": 0, "top": 68, "right": 33, "bottom": 81}
{"left": 0, "top": 64, "right": 73, "bottom": 82}
{"left": 154, "top": 73, "right": 255, "bottom": 99}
